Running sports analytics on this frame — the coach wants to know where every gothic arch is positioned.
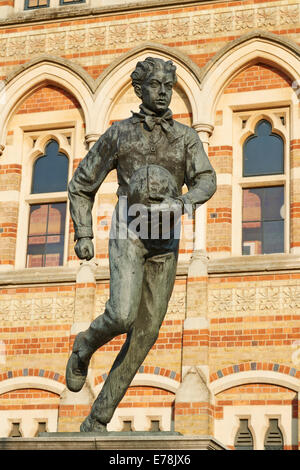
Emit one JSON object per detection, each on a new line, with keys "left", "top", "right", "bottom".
{"left": 199, "top": 30, "right": 300, "bottom": 126}
{"left": 93, "top": 42, "right": 204, "bottom": 134}
{"left": 0, "top": 57, "right": 94, "bottom": 147}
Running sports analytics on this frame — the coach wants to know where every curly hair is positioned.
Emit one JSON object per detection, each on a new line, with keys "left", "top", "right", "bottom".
{"left": 130, "top": 57, "right": 177, "bottom": 89}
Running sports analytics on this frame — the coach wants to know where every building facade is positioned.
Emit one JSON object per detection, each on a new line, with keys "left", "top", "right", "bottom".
{"left": 0, "top": 0, "right": 300, "bottom": 450}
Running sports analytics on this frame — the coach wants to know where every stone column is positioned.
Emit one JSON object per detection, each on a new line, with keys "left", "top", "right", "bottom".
{"left": 174, "top": 367, "right": 213, "bottom": 435}
{"left": 184, "top": 123, "right": 213, "bottom": 358}
{"left": 61, "top": 261, "right": 98, "bottom": 431}
{"left": 192, "top": 123, "right": 214, "bottom": 253}
{"left": 0, "top": 144, "right": 21, "bottom": 269}
{"left": 72, "top": 261, "right": 97, "bottom": 335}
{"left": 85, "top": 133, "right": 100, "bottom": 150}
{"left": 174, "top": 124, "right": 214, "bottom": 435}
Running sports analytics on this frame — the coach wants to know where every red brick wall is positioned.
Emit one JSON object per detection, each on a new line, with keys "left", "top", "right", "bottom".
{"left": 224, "top": 63, "right": 292, "bottom": 94}
{"left": 16, "top": 85, "right": 81, "bottom": 114}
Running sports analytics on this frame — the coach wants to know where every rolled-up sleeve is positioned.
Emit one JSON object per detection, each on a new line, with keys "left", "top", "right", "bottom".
{"left": 178, "top": 128, "right": 216, "bottom": 214}
{"left": 68, "top": 126, "right": 118, "bottom": 240}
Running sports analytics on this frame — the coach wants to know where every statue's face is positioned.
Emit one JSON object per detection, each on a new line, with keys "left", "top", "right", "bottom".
{"left": 140, "top": 69, "right": 173, "bottom": 115}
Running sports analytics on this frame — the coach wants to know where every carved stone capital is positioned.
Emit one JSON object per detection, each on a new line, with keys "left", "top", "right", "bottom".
{"left": 188, "top": 249, "right": 209, "bottom": 277}
{"left": 192, "top": 123, "right": 214, "bottom": 145}
{"left": 85, "top": 133, "right": 100, "bottom": 148}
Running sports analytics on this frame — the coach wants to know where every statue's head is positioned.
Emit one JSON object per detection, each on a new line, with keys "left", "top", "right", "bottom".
{"left": 131, "top": 57, "right": 177, "bottom": 115}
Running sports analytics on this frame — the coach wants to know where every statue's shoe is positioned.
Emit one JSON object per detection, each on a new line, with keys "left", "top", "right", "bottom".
{"left": 66, "top": 332, "right": 90, "bottom": 392}
{"left": 80, "top": 415, "right": 107, "bottom": 432}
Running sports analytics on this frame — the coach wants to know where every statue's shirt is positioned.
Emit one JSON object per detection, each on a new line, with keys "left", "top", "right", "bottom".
{"left": 68, "top": 115, "right": 216, "bottom": 240}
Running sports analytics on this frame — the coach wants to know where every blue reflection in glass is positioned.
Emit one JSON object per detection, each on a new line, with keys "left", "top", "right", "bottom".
{"left": 243, "top": 120, "right": 284, "bottom": 177}
{"left": 31, "top": 140, "right": 69, "bottom": 194}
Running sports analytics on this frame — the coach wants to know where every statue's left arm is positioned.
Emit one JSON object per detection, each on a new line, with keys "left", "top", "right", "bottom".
{"left": 177, "top": 128, "right": 217, "bottom": 212}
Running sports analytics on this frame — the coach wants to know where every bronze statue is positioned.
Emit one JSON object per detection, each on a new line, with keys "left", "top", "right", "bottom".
{"left": 66, "top": 57, "right": 216, "bottom": 432}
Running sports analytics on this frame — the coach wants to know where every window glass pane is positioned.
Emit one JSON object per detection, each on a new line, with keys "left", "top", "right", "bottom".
{"left": 28, "top": 205, "right": 48, "bottom": 236}
{"left": 32, "top": 140, "right": 69, "bottom": 194}
{"left": 60, "top": 0, "right": 85, "bottom": 4}
{"left": 25, "top": 0, "right": 49, "bottom": 9}
{"left": 27, "top": 202, "right": 66, "bottom": 268}
{"left": 47, "top": 203, "right": 66, "bottom": 234}
{"left": 242, "top": 186, "right": 284, "bottom": 255}
{"left": 243, "top": 120, "right": 284, "bottom": 177}
{"left": 262, "top": 186, "right": 284, "bottom": 221}
{"left": 263, "top": 220, "right": 284, "bottom": 254}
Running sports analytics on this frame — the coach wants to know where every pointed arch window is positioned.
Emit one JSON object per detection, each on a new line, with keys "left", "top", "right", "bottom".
{"left": 26, "top": 140, "right": 69, "bottom": 268}
{"left": 32, "top": 140, "right": 68, "bottom": 194}
{"left": 243, "top": 120, "right": 284, "bottom": 177}
{"left": 241, "top": 118, "right": 286, "bottom": 256}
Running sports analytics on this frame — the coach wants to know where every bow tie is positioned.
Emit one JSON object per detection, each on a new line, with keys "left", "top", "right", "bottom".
{"left": 132, "top": 107, "right": 175, "bottom": 140}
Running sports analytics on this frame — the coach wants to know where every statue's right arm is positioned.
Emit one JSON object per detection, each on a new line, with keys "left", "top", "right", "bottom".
{"left": 68, "top": 126, "right": 118, "bottom": 244}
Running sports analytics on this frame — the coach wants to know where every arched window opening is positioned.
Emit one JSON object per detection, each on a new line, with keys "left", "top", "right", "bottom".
{"left": 264, "top": 419, "right": 284, "bottom": 450}
{"left": 243, "top": 120, "right": 284, "bottom": 177}
{"left": 31, "top": 140, "right": 68, "bottom": 194}
{"left": 242, "top": 119, "right": 285, "bottom": 256}
{"left": 234, "top": 419, "right": 254, "bottom": 450}
{"left": 26, "top": 139, "right": 68, "bottom": 268}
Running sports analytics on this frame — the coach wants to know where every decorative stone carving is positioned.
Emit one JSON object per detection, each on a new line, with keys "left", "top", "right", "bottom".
{"left": 0, "top": 4, "right": 298, "bottom": 59}
{"left": 150, "top": 20, "right": 169, "bottom": 40}
{"left": 235, "top": 10, "right": 254, "bottom": 30}
{"left": 279, "top": 5, "right": 299, "bottom": 25}
{"left": 67, "top": 30, "right": 86, "bottom": 51}
{"left": 128, "top": 23, "right": 148, "bottom": 43}
{"left": 214, "top": 12, "right": 233, "bottom": 33}
{"left": 170, "top": 18, "right": 190, "bottom": 39}
{"left": 257, "top": 287, "right": 280, "bottom": 311}
{"left": 192, "top": 15, "right": 211, "bottom": 35}
{"left": 166, "top": 291, "right": 186, "bottom": 317}
{"left": 282, "top": 286, "right": 300, "bottom": 309}
{"left": 0, "top": 296, "right": 74, "bottom": 324}
{"left": 88, "top": 27, "right": 106, "bottom": 48}
{"left": 28, "top": 35, "right": 46, "bottom": 55}
{"left": 235, "top": 288, "right": 256, "bottom": 312}
{"left": 48, "top": 32, "right": 66, "bottom": 53}
{"left": 208, "top": 289, "right": 233, "bottom": 313}
{"left": 7, "top": 37, "right": 26, "bottom": 57}
{"left": 0, "top": 39, "right": 7, "bottom": 57}
{"left": 208, "top": 284, "right": 300, "bottom": 316}
{"left": 257, "top": 8, "right": 277, "bottom": 28}
{"left": 108, "top": 25, "right": 127, "bottom": 45}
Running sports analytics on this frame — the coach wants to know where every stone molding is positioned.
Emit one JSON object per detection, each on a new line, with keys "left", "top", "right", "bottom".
{"left": 1, "top": 254, "right": 300, "bottom": 286}
{"left": 208, "top": 253, "right": 300, "bottom": 275}
{"left": 0, "top": 434, "right": 227, "bottom": 450}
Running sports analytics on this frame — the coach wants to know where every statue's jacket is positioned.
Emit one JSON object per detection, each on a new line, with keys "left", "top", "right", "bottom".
{"left": 68, "top": 115, "right": 217, "bottom": 240}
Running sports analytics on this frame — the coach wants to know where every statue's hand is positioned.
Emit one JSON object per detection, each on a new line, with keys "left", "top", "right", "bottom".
{"left": 75, "top": 237, "right": 94, "bottom": 260}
